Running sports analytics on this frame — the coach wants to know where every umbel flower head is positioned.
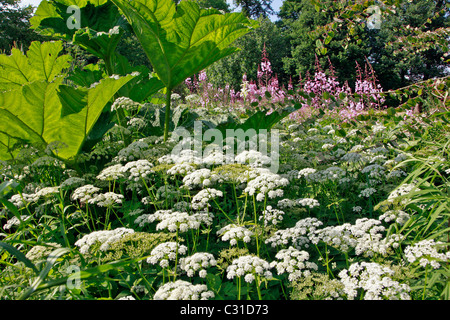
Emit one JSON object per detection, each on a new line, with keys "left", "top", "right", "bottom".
{"left": 146, "top": 241, "right": 188, "bottom": 268}
{"left": 179, "top": 252, "right": 217, "bottom": 278}
{"left": 153, "top": 280, "right": 214, "bottom": 300}
{"left": 226, "top": 255, "right": 273, "bottom": 283}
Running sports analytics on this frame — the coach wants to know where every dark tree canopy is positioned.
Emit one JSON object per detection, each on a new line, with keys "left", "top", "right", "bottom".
{"left": 0, "top": 0, "right": 43, "bottom": 54}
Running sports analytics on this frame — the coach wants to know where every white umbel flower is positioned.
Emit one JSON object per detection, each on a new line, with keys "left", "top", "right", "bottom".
{"left": 191, "top": 188, "right": 223, "bottom": 210}
{"left": 153, "top": 280, "right": 214, "bottom": 300}
{"left": 338, "top": 262, "right": 411, "bottom": 300}
{"left": 226, "top": 255, "right": 273, "bottom": 283}
{"left": 179, "top": 252, "right": 217, "bottom": 278}
{"left": 146, "top": 241, "right": 188, "bottom": 268}
{"left": 270, "top": 246, "right": 318, "bottom": 281}
{"left": 74, "top": 227, "right": 134, "bottom": 254}
{"left": 71, "top": 184, "right": 100, "bottom": 203}
{"left": 217, "top": 224, "right": 254, "bottom": 246}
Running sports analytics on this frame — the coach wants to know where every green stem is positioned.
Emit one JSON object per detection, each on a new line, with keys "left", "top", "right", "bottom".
{"left": 164, "top": 88, "right": 172, "bottom": 142}
{"left": 255, "top": 275, "right": 262, "bottom": 300}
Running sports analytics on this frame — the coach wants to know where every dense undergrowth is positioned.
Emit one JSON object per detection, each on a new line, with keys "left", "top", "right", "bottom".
{"left": 1, "top": 99, "right": 449, "bottom": 300}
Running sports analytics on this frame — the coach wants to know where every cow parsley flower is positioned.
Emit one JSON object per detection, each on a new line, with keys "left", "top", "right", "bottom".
{"left": 244, "top": 170, "right": 288, "bottom": 201}
{"left": 235, "top": 150, "right": 271, "bottom": 168}
{"left": 379, "top": 210, "right": 410, "bottom": 225}
{"left": 191, "top": 188, "right": 223, "bottom": 210}
{"left": 297, "top": 198, "right": 320, "bottom": 209}
{"left": 71, "top": 184, "right": 100, "bottom": 203}
{"left": 153, "top": 280, "right": 214, "bottom": 300}
{"left": 338, "top": 262, "right": 411, "bottom": 300}
{"left": 87, "top": 192, "right": 124, "bottom": 208}
{"left": 167, "top": 163, "right": 196, "bottom": 176}
{"left": 97, "top": 164, "right": 125, "bottom": 181}
{"left": 265, "top": 217, "right": 323, "bottom": 249}
{"left": 182, "top": 168, "right": 220, "bottom": 189}
{"left": 217, "top": 224, "right": 254, "bottom": 246}
{"left": 359, "top": 187, "right": 377, "bottom": 198}
{"left": 270, "top": 246, "right": 318, "bottom": 281}
{"left": 146, "top": 241, "right": 187, "bottom": 268}
{"left": 74, "top": 227, "right": 135, "bottom": 254}
{"left": 260, "top": 206, "right": 285, "bottom": 226}
{"left": 297, "top": 168, "right": 316, "bottom": 179}
{"left": 226, "top": 255, "right": 273, "bottom": 283}
{"left": 135, "top": 210, "right": 213, "bottom": 232}
{"left": 179, "top": 252, "right": 217, "bottom": 278}
{"left": 121, "top": 159, "right": 153, "bottom": 182}
{"left": 404, "top": 239, "right": 450, "bottom": 269}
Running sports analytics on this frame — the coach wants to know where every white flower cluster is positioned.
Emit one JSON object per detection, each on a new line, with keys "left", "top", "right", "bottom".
{"left": 361, "top": 164, "right": 385, "bottom": 179}
{"left": 244, "top": 170, "right": 288, "bottom": 201}
{"left": 265, "top": 217, "right": 323, "bottom": 249}
{"left": 305, "top": 166, "right": 347, "bottom": 184}
{"left": 311, "top": 218, "right": 400, "bottom": 257}
{"left": 387, "top": 183, "right": 419, "bottom": 204}
{"left": 121, "top": 159, "right": 153, "bottom": 181}
{"left": 135, "top": 210, "right": 213, "bottom": 232}
{"left": 235, "top": 150, "right": 271, "bottom": 168}
{"left": 359, "top": 187, "right": 377, "bottom": 198}
{"left": 297, "top": 168, "right": 316, "bottom": 179}
{"left": 260, "top": 206, "right": 285, "bottom": 226}
{"left": 111, "top": 97, "right": 141, "bottom": 112}
{"left": 35, "top": 186, "right": 60, "bottom": 199}
{"left": 74, "top": 227, "right": 135, "bottom": 254}
{"left": 146, "top": 241, "right": 188, "bottom": 268}
{"left": 179, "top": 252, "right": 217, "bottom": 278}
{"left": 9, "top": 188, "right": 61, "bottom": 208}
{"left": 270, "top": 246, "right": 318, "bottom": 281}
{"left": 71, "top": 184, "right": 100, "bottom": 203}
{"left": 226, "top": 255, "right": 273, "bottom": 283}
{"left": 182, "top": 168, "right": 220, "bottom": 189}
{"left": 338, "top": 262, "right": 411, "bottom": 300}
{"left": 127, "top": 117, "right": 146, "bottom": 130}
{"left": 87, "top": 192, "right": 124, "bottom": 208}
{"left": 167, "top": 163, "right": 196, "bottom": 176}
{"left": 153, "top": 280, "right": 214, "bottom": 300}
{"left": 159, "top": 149, "right": 202, "bottom": 166}
{"left": 217, "top": 223, "right": 253, "bottom": 246}
{"left": 341, "top": 152, "right": 363, "bottom": 163}
{"left": 379, "top": 210, "right": 410, "bottom": 225}
{"left": 3, "top": 215, "right": 30, "bottom": 230}
{"left": 297, "top": 198, "right": 320, "bottom": 209}
{"left": 116, "top": 140, "right": 149, "bottom": 162}
{"left": 96, "top": 164, "right": 125, "bottom": 181}
{"left": 404, "top": 239, "right": 450, "bottom": 269}
{"left": 321, "top": 143, "right": 334, "bottom": 150}
{"left": 191, "top": 188, "right": 223, "bottom": 210}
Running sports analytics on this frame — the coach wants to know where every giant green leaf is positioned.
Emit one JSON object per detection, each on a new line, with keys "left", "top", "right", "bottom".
{"left": 0, "top": 41, "right": 71, "bottom": 92}
{"left": 0, "top": 41, "right": 136, "bottom": 161}
{"left": 111, "top": 0, "right": 257, "bottom": 140}
{"left": 111, "top": 0, "right": 257, "bottom": 91}
{"left": 31, "top": 0, "right": 126, "bottom": 61}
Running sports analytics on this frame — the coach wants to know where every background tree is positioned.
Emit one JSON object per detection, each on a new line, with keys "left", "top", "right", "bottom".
{"left": 0, "top": 0, "right": 43, "bottom": 54}
{"left": 206, "top": 16, "right": 290, "bottom": 91}
{"left": 280, "top": 0, "right": 449, "bottom": 91}
{"left": 280, "top": 0, "right": 371, "bottom": 88}
{"left": 232, "top": 0, "right": 274, "bottom": 19}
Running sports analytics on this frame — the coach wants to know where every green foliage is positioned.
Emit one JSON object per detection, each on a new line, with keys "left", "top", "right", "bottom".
{"left": 207, "top": 16, "right": 290, "bottom": 90}
{"left": 0, "top": 41, "right": 136, "bottom": 161}
{"left": 112, "top": 0, "right": 257, "bottom": 140}
{"left": 0, "top": 0, "right": 44, "bottom": 54}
